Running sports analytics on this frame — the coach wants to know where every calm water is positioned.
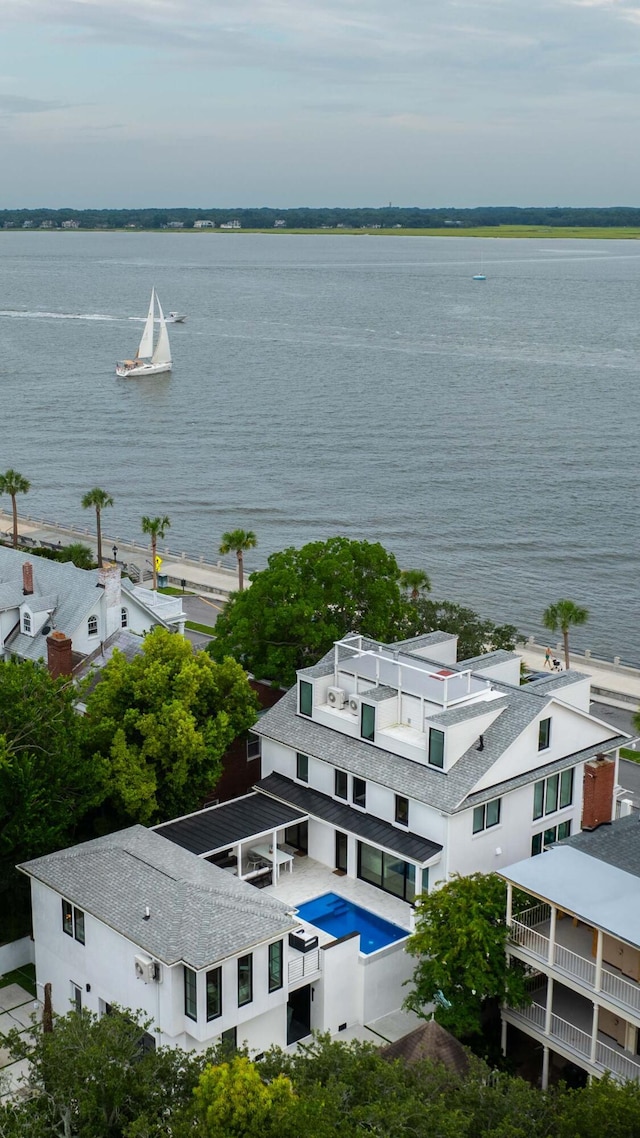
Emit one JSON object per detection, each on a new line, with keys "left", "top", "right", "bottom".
{"left": 1, "top": 233, "right": 638, "bottom": 661}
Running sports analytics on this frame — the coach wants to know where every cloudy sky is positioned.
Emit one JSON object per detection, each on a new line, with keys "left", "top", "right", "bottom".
{"left": 1, "top": 0, "right": 638, "bottom": 207}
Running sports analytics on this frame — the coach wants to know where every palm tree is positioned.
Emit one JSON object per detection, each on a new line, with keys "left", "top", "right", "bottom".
{"left": 219, "top": 529, "right": 257, "bottom": 592}
{"left": 142, "top": 515, "right": 171, "bottom": 590}
{"left": 0, "top": 469, "right": 31, "bottom": 548}
{"left": 81, "top": 487, "right": 114, "bottom": 568}
{"left": 542, "top": 599, "right": 589, "bottom": 671}
{"left": 400, "top": 568, "right": 431, "bottom": 602}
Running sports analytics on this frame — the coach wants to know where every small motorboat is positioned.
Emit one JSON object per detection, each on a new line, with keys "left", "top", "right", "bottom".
{"left": 167, "top": 312, "right": 187, "bottom": 323}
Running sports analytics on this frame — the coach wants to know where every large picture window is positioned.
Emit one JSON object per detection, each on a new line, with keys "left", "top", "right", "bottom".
{"left": 428, "top": 728, "right": 444, "bottom": 769}
{"left": 357, "top": 841, "right": 416, "bottom": 903}
{"left": 533, "top": 769, "right": 573, "bottom": 820}
{"left": 472, "top": 798, "right": 501, "bottom": 834}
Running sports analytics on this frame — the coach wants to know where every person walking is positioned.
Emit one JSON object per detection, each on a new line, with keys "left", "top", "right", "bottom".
{"left": 544, "top": 646, "right": 552, "bottom": 669}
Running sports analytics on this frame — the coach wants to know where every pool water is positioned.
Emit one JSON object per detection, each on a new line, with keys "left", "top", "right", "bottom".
{"left": 295, "top": 892, "right": 408, "bottom": 954}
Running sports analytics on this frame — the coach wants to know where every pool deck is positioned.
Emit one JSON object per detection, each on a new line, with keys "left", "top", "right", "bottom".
{"left": 265, "top": 853, "right": 413, "bottom": 935}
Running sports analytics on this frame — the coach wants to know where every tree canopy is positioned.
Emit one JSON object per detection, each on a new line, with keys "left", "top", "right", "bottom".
{"left": 542, "top": 598, "right": 589, "bottom": 671}
{"left": 403, "top": 597, "right": 519, "bottom": 660}
{"left": 209, "top": 536, "right": 408, "bottom": 686}
{"left": 404, "top": 873, "right": 530, "bottom": 1040}
{"left": 83, "top": 627, "right": 259, "bottom": 823}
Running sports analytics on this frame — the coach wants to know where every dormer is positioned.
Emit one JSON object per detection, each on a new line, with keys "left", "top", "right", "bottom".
{"left": 19, "top": 594, "right": 57, "bottom": 638}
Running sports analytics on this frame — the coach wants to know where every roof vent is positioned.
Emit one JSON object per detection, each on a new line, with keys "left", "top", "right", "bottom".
{"left": 42, "top": 625, "right": 51, "bottom": 636}
{"left": 476, "top": 735, "right": 485, "bottom": 752}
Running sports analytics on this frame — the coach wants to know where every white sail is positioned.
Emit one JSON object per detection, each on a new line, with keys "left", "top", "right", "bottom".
{"left": 152, "top": 295, "right": 172, "bottom": 366}
{"left": 136, "top": 289, "right": 156, "bottom": 359}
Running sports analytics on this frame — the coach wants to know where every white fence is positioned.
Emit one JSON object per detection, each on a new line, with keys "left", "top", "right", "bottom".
{"left": 0, "top": 937, "right": 34, "bottom": 974}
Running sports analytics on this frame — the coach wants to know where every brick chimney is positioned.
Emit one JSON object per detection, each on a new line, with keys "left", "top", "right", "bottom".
{"left": 47, "top": 631, "right": 73, "bottom": 679}
{"left": 22, "top": 562, "right": 34, "bottom": 596}
{"left": 581, "top": 753, "right": 615, "bottom": 831}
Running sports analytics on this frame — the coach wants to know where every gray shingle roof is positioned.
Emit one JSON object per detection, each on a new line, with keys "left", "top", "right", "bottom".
{"left": 19, "top": 826, "right": 296, "bottom": 969}
{"left": 254, "top": 644, "right": 624, "bottom": 815}
{"left": 0, "top": 547, "right": 101, "bottom": 662}
{"left": 562, "top": 814, "right": 640, "bottom": 879}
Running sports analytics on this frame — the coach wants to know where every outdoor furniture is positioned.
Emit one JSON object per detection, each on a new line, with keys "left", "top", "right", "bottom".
{"left": 249, "top": 843, "right": 294, "bottom": 875}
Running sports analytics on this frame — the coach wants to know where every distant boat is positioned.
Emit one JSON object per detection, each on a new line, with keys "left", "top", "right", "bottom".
{"left": 116, "top": 289, "right": 172, "bottom": 377}
{"left": 473, "top": 273, "right": 486, "bottom": 281}
{"left": 167, "top": 312, "right": 187, "bottom": 323}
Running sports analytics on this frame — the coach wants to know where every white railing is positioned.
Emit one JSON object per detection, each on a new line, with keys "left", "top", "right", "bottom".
{"left": 601, "top": 969, "right": 640, "bottom": 1016}
{"left": 288, "top": 950, "right": 321, "bottom": 984}
{"left": 555, "top": 943, "right": 596, "bottom": 987}
{"left": 596, "top": 1039, "right": 640, "bottom": 1083}
{"left": 510, "top": 920, "right": 549, "bottom": 960}
{"left": 510, "top": 1001, "right": 546, "bottom": 1030}
{"left": 550, "top": 1012, "right": 591, "bottom": 1058}
{"left": 517, "top": 903, "right": 551, "bottom": 929}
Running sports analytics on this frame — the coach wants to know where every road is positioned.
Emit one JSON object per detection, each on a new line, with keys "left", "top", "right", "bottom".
{"left": 181, "top": 594, "right": 223, "bottom": 650}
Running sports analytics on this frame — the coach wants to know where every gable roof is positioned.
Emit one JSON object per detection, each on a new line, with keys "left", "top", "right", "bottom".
{"left": 0, "top": 547, "right": 102, "bottom": 662}
{"left": 254, "top": 643, "right": 623, "bottom": 814}
{"left": 19, "top": 826, "right": 296, "bottom": 969}
{"left": 380, "top": 1019, "right": 471, "bottom": 1076}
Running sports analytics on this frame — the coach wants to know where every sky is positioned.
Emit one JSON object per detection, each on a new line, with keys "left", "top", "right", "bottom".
{"left": 0, "top": 0, "right": 639, "bottom": 208}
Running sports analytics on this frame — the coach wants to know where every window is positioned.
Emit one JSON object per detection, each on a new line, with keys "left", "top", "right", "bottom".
{"left": 237, "top": 954, "right": 253, "bottom": 1006}
{"left": 87, "top": 614, "right": 98, "bottom": 637}
{"left": 71, "top": 983, "right": 82, "bottom": 1014}
{"left": 335, "top": 769, "right": 348, "bottom": 800}
{"left": 62, "top": 899, "right": 73, "bottom": 937}
{"left": 268, "top": 941, "right": 283, "bottom": 992}
{"left": 531, "top": 820, "right": 571, "bottom": 856}
{"left": 221, "top": 1026, "right": 237, "bottom": 1051}
{"left": 533, "top": 769, "right": 573, "bottom": 820}
{"left": 352, "top": 777, "right": 366, "bottom": 809}
{"left": 472, "top": 798, "right": 501, "bottom": 834}
{"left": 120, "top": 607, "right": 128, "bottom": 629}
{"left": 206, "top": 968, "right": 222, "bottom": 1020}
{"left": 428, "top": 728, "right": 445, "bottom": 769}
{"left": 357, "top": 841, "right": 416, "bottom": 903}
{"left": 335, "top": 830, "right": 348, "bottom": 873}
{"left": 299, "top": 680, "right": 313, "bottom": 717}
{"left": 23, "top": 612, "right": 31, "bottom": 633}
{"left": 361, "top": 703, "right": 375, "bottom": 742}
{"left": 538, "top": 717, "right": 551, "bottom": 750}
{"left": 184, "top": 967, "right": 197, "bottom": 1020}
{"left": 74, "top": 907, "right": 85, "bottom": 945}
{"left": 246, "top": 733, "right": 261, "bottom": 762}
{"left": 395, "top": 795, "right": 409, "bottom": 827}
{"left": 296, "top": 753, "right": 309, "bottom": 782}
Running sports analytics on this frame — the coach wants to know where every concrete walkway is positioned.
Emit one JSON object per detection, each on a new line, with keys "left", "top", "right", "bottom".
{"left": 0, "top": 983, "right": 40, "bottom": 1099}
{"left": 518, "top": 639, "right": 640, "bottom": 713}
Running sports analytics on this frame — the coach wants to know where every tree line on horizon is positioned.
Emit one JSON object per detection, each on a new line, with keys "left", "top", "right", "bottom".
{"left": 3, "top": 205, "right": 640, "bottom": 230}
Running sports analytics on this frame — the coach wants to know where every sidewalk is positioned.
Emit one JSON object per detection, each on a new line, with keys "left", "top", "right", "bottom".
{"left": 518, "top": 639, "right": 640, "bottom": 711}
{"left": 0, "top": 510, "right": 242, "bottom": 599}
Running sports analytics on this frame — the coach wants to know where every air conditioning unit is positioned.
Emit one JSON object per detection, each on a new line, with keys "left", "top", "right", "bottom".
{"left": 134, "top": 956, "right": 153, "bottom": 983}
{"left": 348, "top": 694, "right": 360, "bottom": 715}
{"left": 327, "top": 686, "right": 346, "bottom": 709}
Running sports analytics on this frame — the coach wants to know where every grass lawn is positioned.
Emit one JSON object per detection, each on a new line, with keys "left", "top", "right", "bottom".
{"left": 621, "top": 747, "right": 640, "bottom": 764}
{"left": 185, "top": 620, "right": 216, "bottom": 636}
{"left": 0, "top": 963, "right": 36, "bottom": 999}
{"left": 158, "top": 585, "right": 193, "bottom": 596}
{"left": 220, "top": 226, "right": 640, "bottom": 240}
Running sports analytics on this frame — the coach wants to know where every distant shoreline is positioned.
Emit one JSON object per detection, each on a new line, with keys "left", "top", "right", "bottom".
{"left": 4, "top": 226, "right": 640, "bottom": 239}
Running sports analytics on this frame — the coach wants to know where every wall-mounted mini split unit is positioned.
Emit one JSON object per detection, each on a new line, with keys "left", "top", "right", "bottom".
{"left": 135, "top": 956, "right": 162, "bottom": 983}
{"left": 327, "top": 686, "right": 346, "bottom": 709}
{"left": 348, "top": 694, "right": 361, "bottom": 715}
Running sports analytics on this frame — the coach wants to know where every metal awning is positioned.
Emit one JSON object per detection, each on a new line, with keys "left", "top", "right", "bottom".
{"left": 154, "top": 792, "right": 307, "bottom": 858}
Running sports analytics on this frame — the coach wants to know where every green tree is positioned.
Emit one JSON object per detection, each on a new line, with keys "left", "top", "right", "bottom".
{"left": 542, "top": 598, "right": 589, "bottom": 671}
{"left": 209, "top": 536, "right": 407, "bottom": 686}
{"left": 187, "top": 1056, "right": 305, "bottom": 1138}
{"left": 83, "top": 627, "right": 259, "bottom": 823}
{"left": 141, "top": 514, "right": 170, "bottom": 589}
{"left": 404, "top": 873, "right": 529, "bottom": 1041}
{"left": 555, "top": 1075, "right": 640, "bottom": 1138}
{"left": 403, "top": 597, "right": 519, "bottom": 660}
{"left": 0, "top": 468, "right": 30, "bottom": 548}
{"left": 81, "top": 487, "right": 114, "bottom": 568}
{"left": 400, "top": 568, "right": 431, "bottom": 602}
{"left": 0, "top": 659, "right": 104, "bottom": 938}
{"left": 219, "top": 529, "right": 257, "bottom": 592}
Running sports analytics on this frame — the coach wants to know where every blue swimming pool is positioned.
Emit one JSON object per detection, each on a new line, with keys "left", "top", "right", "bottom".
{"left": 295, "top": 892, "right": 408, "bottom": 955}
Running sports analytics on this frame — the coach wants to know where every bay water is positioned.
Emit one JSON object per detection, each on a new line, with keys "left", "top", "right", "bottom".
{"left": 1, "top": 232, "right": 638, "bottom": 661}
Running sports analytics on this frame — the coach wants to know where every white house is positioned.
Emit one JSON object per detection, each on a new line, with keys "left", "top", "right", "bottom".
{"left": 250, "top": 632, "right": 626, "bottom": 898}
{"left": 0, "top": 548, "right": 185, "bottom": 676}
{"left": 499, "top": 811, "right": 640, "bottom": 1087}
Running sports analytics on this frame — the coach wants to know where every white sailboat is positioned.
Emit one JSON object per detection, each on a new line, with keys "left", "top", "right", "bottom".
{"left": 116, "top": 289, "right": 172, "bottom": 377}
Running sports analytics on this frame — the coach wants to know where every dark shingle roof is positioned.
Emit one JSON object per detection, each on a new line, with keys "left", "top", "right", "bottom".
{"left": 154, "top": 793, "right": 307, "bottom": 856}
{"left": 562, "top": 813, "right": 640, "bottom": 879}
{"left": 381, "top": 1020, "right": 470, "bottom": 1076}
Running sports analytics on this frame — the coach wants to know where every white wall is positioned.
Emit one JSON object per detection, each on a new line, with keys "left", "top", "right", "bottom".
{"left": 0, "top": 936, "right": 34, "bottom": 973}
{"left": 317, "top": 935, "right": 362, "bottom": 1032}
{"left": 360, "top": 941, "right": 413, "bottom": 1023}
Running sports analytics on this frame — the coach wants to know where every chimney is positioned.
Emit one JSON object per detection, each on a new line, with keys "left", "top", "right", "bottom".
{"left": 47, "top": 631, "right": 73, "bottom": 679}
{"left": 97, "top": 562, "right": 121, "bottom": 608}
{"left": 22, "top": 562, "right": 34, "bottom": 596}
{"left": 581, "top": 752, "right": 615, "bottom": 831}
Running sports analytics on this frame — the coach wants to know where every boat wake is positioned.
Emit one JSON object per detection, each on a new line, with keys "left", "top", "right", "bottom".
{"left": 0, "top": 309, "right": 117, "bottom": 321}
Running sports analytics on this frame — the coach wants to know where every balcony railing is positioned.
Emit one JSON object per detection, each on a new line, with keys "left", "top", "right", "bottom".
{"left": 510, "top": 920, "right": 640, "bottom": 1020}
{"left": 507, "top": 1003, "right": 640, "bottom": 1083}
{"left": 288, "top": 950, "right": 321, "bottom": 984}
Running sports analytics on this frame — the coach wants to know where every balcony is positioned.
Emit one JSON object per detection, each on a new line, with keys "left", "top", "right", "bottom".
{"left": 288, "top": 949, "right": 321, "bottom": 985}
{"left": 510, "top": 905, "right": 640, "bottom": 1020}
{"left": 505, "top": 979, "right": 640, "bottom": 1084}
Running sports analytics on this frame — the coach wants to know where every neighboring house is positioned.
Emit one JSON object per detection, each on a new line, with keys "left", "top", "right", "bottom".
{"left": 220, "top": 220, "right": 241, "bottom": 229}
{"left": 194, "top": 220, "right": 216, "bottom": 228}
{"left": 0, "top": 548, "right": 185, "bottom": 677}
{"left": 499, "top": 808, "right": 640, "bottom": 1087}
{"left": 251, "top": 632, "right": 626, "bottom": 902}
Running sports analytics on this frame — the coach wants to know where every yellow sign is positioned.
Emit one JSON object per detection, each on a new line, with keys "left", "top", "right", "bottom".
{"left": 154, "top": 555, "right": 163, "bottom": 572}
